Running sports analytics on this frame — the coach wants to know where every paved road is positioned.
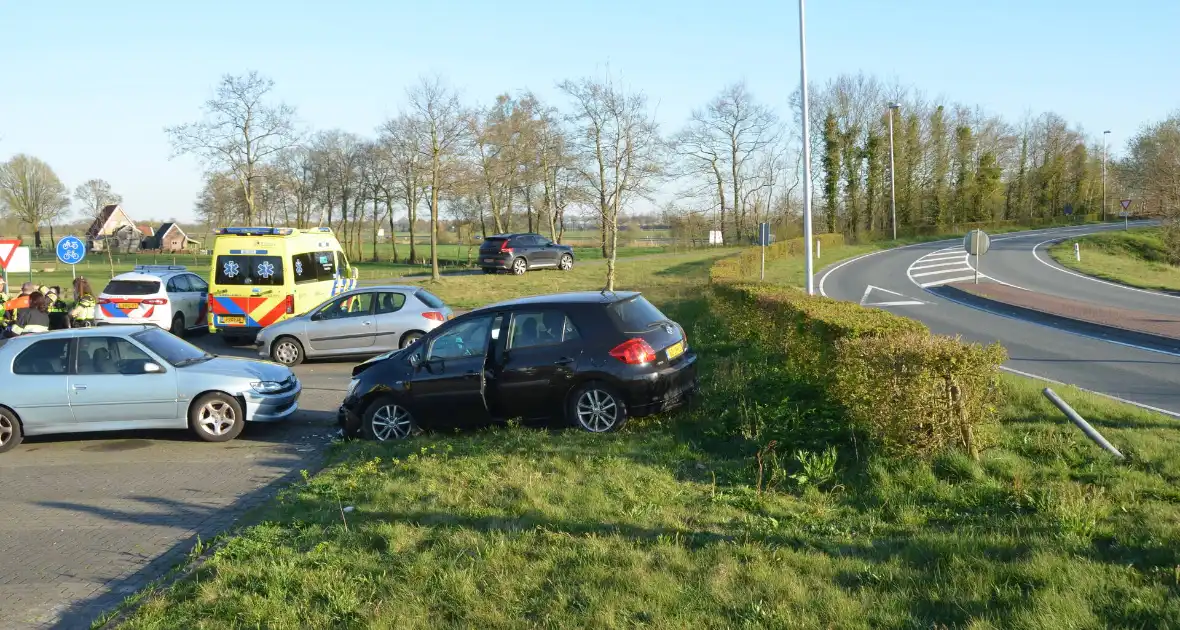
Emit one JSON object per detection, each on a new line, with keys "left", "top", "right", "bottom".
{"left": 818, "top": 223, "right": 1180, "bottom": 417}
{"left": 0, "top": 335, "right": 354, "bottom": 630}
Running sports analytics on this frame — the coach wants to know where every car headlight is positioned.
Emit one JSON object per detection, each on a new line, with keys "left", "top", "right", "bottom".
{"left": 250, "top": 381, "right": 285, "bottom": 394}
{"left": 346, "top": 378, "right": 360, "bottom": 397}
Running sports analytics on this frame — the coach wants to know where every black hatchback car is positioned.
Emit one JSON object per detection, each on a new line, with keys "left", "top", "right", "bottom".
{"left": 478, "top": 233, "right": 575, "bottom": 274}
{"left": 338, "top": 291, "right": 698, "bottom": 440}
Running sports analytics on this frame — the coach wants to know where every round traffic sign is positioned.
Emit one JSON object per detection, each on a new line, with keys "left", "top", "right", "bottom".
{"left": 963, "top": 230, "right": 990, "bottom": 256}
{"left": 56, "top": 236, "right": 87, "bottom": 265}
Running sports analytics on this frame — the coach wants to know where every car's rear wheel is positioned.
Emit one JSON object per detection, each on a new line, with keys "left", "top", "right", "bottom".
{"left": 362, "top": 396, "right": 417, "bottom": 441}
{"left": 568, "top": 382, "right": 628, "bottom": 433}
{"left": 559, "top": 254, "right": 574, "bottom": 271}
{"left": 272, "top": 336, "right": 304, "bottom": 366}
{"left": 399, "top": 330, "right": 425, "bottom": 349}
{"left": 512, "top": 257, "right": 528, "bottom": 275}
{"left": 189, "top": 393, "right": 245, "bottom": 443}
{"left": 0, "top": 408, "right": 23, "bottom": 454}
{"left": 170, "top": 313, "right": 185, "bottom": 337}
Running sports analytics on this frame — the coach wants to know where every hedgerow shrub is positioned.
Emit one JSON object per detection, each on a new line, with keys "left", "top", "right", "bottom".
{"left": 831, "top": 332, "right": 1007, "bottom": 458}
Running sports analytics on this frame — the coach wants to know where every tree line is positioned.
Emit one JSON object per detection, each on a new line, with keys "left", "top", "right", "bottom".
{"left": 2, "top": 70, "right": 1178, "bottom": 285}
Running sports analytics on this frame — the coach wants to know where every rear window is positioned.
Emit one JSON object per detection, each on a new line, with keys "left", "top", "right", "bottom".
{"left": 482, "top": 237, "right": 508, "bottom": 249}
{"left": 608, "top": 296, "right": 669, "bottom": 333}
{"left": 104, "top": 280, "right": 161, "bottom": 296}
{"left": 215, "top": 255, "right": 284, "bottom": 286}
{"left": 415, "top": 289, "right": 445, "bottom": 309}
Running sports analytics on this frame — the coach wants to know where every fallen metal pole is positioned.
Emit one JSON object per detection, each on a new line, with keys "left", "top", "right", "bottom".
{"left": 1042, "top": 388, "right": 1124, "bottom": 459}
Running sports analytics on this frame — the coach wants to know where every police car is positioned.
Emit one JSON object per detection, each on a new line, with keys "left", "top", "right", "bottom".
{"left": 96, "top": 265, "right": 210, "bottom": 337}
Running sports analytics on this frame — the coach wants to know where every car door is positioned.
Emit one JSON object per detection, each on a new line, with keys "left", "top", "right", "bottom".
{"left": 372, "top": 291, "right": 410, "bottom": 352}
{"left": 187, "top": 274, "right": 210, "bottom": 327}
{"left": 534, "top": 236, "right": 560, "bottom": 266}
{"left": 69, "top": 336, "right": 181, "bottom": 426}
{"left": 7, "top": 337, "right": 76, "bottom": 433}
{"left": 165, "top": 275, "right": 192, "bottom": 325}
{"left": 491, "top": 310, "right": 581, "bottom": 420}
{"left": 517, "top": 235, "right": 547, "bottom": 266}
{"left": 408, "top": 313, "right": 502, "bottom": 427}
{"left": 306, "top": 292, "right": 377, "bottom": 353}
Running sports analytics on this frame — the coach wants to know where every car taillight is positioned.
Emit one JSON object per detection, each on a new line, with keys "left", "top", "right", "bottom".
{"left": 422, "top": 311, "right": 445, "bottom": 322}
{"left": 499, "top": 241, "right": 513, "bottom": 255}
{"left": 142, "top": 298, "right": 168, "bottom": 305}
{"left": 285, "top": 294, "right": 295, "bottom": 314}
{"left": 610, "top": 338, "right": 656, "bottom": 365}
{"left": 97, "top": 298, "right": 111, "bottom": 305}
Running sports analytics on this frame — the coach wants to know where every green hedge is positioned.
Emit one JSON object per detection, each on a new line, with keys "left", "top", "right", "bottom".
{"left": 709, "top": 239, "right": 1006, "bottom": 460}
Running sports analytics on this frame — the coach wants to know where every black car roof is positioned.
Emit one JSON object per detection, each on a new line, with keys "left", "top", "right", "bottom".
{"left": 472, "top": 290, "right": 641, "bottom": 313}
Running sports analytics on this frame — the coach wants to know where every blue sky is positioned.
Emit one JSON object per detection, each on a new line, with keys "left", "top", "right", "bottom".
{"left": 1, "top": 0, "right": 1176, "bottom": 223}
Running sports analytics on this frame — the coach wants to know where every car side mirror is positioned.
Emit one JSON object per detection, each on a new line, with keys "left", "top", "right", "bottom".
{"left": 409, "top": 352, "right": 422, "bottom": 367}
{"left": 144, "top": 362, "right": 163, "bottom": 374}
{"left": 350, "top": 267, "right": 359, "bottom": 280}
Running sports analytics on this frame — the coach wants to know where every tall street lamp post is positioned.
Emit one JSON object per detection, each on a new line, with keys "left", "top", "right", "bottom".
{"left": 887, "top": 103, "right": 901, "bottom": 240}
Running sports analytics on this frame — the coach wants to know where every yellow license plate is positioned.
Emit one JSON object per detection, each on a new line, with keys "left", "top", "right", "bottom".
{"left": 117, "top": 302, "right": 139, "bottom": 310}
{"left": 666, "top": 341, "right": 684, "bottom": 359}
{"left": 219, "top": 316, "right": 246, "bottom": 326}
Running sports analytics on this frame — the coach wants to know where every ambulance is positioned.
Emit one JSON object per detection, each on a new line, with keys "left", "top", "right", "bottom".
{"left": 207, "top": 227, "right": 358, "bottom": 342}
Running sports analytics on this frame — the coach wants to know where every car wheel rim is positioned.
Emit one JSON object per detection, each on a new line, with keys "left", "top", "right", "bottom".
{"left": 198, "top": 401, "right": 237, "bottom": 436}
{"left": 513, "top": 259, "right": 526, "bottom": 274}
{"left": 560, "top": 255, "right": 572, "bottom": 270}
{"left": 576, "top": 389, "right": 618, "bottom": 432}
{"left": 172, "top": 318, "right": 183, "bottom": 334}
{"left": 400, "top": 334, "right": 421, "bottom": 349}
{"left": 0, "top": 417, "right": 12, "bottom": 446}
{"left": 275, "top": 341, "right": 299, "bottom": 364}
{"left": 371, "top": 404, "right": 413, "bottom": 441}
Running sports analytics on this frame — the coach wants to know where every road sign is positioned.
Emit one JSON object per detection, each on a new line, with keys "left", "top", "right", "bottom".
{"left": 1120, "top": 199, "right": 1132, "bottom": 210}
{"left": 1119, "top": 211, "right": 1130, "bottom": 218}
{"left": 1064, "top": 203, "right": 1073, "bottom": 216}
{"left": 56, "top": 235, "right": 86, "bottom": 265}
{"left": 964, "top": 230, "right": 990, "bottom": 285}
{"left": 757, "top": 222, "right": 771, "bottom": 246}
{"left": 6, "top": 247, "right": 30, "bottom": 274}
{"left": 0, "top": 239, "right": 20, "bottom": 269}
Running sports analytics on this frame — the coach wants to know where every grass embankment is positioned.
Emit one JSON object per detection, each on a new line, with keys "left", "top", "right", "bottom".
{"left": 1049, "top": 228, "right": 1180, "bottom": 293}
{"left": 113, "top": 236, "right": 1180, "bottom": 629}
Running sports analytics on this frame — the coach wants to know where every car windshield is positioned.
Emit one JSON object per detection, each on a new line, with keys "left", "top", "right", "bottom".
{"left": 104, "top": 280, "right": 161, "bottom": 295}
{"left": 607, "top": 295, "right": 669, "bottom": 333}
{"left": 132, "top": 327, "right": 212, "bottom": 366}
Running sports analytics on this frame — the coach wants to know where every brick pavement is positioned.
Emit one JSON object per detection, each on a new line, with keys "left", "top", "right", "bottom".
{"left": 0, "top": 338, "right": 351, "bottom": 630}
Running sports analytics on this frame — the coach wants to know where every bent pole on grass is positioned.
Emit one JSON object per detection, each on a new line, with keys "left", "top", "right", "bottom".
{"left": 1042, "top": 388, "right": 1125, "bottom": 460}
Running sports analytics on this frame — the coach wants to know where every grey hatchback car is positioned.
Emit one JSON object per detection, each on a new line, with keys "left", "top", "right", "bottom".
{"left": 0, "top": 325, "right": 301, "bottom": 453}
{"left": 255, "top": 286, "right": 454, "bottom": 366}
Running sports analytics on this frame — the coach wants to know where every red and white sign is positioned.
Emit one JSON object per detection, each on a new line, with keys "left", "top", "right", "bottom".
{"left": 1120, "top": 199, "right": 1132, "bottom": 210}
{"left": 0, "top": 239, "right": 21, "bottom": 269}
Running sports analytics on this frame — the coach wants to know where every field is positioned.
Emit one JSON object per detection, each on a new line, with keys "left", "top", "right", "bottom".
{"left": 109, "top": 241, "right": 1180, "bottom": 629}
{"left": 1048, "top": 228, "right": 1180, "bottom": 293}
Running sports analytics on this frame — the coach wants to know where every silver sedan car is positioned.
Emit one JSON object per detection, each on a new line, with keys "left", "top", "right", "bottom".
{"left": 255, "top": 285, "right": 454, "bottom": 366}
{"left": 0, "top": 325, "right": 301, "bottom": 453}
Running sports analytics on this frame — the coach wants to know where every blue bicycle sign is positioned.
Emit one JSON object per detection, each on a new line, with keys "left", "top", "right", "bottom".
{"left": 56, "top": 236, "right": 87, "bottom": 265}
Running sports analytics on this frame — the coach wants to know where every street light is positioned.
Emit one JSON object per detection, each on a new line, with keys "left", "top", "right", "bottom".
{"left": 887, "top": 102, "right": 901, "bottom": 240}
{"left": 798, "top": 0, "right": 815, "bottom": 294}
{"left": 1102, "top": 130, "right": 1111, "bottom": 222}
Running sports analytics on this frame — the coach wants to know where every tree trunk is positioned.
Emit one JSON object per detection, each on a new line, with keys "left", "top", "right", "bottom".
{"left": 386, "top": 194, "right": 400, "bottom": 263}
{"left": 605, "top": 216, "right": 620, "bottom": 291}
{"left": 526, "top": 186, "right": 534, "bottom": 233}
{"left": 408, "top": 198, "right": 418, "bottom": 264}
{"left": 430, "top": 179, "right": 440, "bottom": 281}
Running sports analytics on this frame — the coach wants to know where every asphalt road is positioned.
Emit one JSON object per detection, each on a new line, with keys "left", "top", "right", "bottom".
{"left": 818, "top": 222, "right": 1180, "bottom": 417}
{"left": 0, "top": 334, "right": 354, "bottom": 630}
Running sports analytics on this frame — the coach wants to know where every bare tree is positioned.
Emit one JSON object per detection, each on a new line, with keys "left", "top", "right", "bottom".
{"left": 559, "top": 76, "right": 662, "bottom": 290}
{"left": 0, "top": 154, "right": 70, "bottom": 247}
{"left": 406, "top": 76, "right": 470, "bottom": 280}
{"left": 379, "top": 115, "right": 427, "bottom": 264}
{"left": 166, "top": 71, "right": 297, "bottom": 225}
{"left": 1124, "top": 112, "right": 1180, "bottom": 261}
{"left": 73, "top": 178, "right": 123, "bottom": 223}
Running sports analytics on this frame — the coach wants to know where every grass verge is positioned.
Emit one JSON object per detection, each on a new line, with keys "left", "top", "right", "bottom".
{"left": 1048, "top": 228, "right": 1180, "bottom": 293}
{"left": 114, "top": 240, "right": 1180, "bottom": 629}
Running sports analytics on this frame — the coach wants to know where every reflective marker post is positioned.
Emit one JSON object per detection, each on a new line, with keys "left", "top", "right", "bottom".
{"left": 758, "top": 222, "right": 770, "bottom": 281}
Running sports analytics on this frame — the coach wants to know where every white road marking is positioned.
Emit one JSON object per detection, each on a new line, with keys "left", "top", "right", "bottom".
{"left": 999, "top": 366, "right": 1180, "bottom": 419}
{"left": 911, "top": 267, "right": 976, "bottom": 278}
{"left": 861, "top": 285, "right": 926, "bottom": 307}
{"left": 915, "top": 254, "right": 968, "bottom": 263}
{"left": 918, "top": 274, "right": 980, "bottom": 288}
{"left": 1030, "top": 237, "right": 1180, "bottom": 302}
{"left": 909, "top": 260, "right": 969, "bottom": 271}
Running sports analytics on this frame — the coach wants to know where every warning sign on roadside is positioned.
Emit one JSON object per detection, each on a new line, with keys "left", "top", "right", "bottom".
{"left": 1120, "top": 199, "right": 1132, "bottom": 210}
{"left": 0, "top": 239, "right": 21, "bottom": 269}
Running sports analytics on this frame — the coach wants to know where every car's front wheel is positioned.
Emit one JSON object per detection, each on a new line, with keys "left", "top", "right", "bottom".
{"left": 0, "top": 408, "right": 23, "bottom": 454}
{"left": 512, "top": 257, "right": 528, "bottom": 275}
{"left": 271, "top": 336, "right": 304, "bottom": 366}
{"left": 567, "top": 382, "right": 628, "bottom": 433}
{"left": 190, "top": 392, "right": 245, "bottom": 443}
{"left": 559, "top": 254, "right": 574, "bottom": 271}
{"left": 362, "top": 396, "right": 418, "bottom": 441}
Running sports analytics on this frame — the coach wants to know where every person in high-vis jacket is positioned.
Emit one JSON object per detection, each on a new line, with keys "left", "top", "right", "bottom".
{"left": 9, "top": 292, "right": 50, "bottom": 336}
{"left": 45, "top": 286, "right": 69, "bottom": 330}
{"left": 69, "top": 277, "right": 97, "bottom": 327}
{"left": 4, "top": 282, "right": 35, "bottom": 322}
